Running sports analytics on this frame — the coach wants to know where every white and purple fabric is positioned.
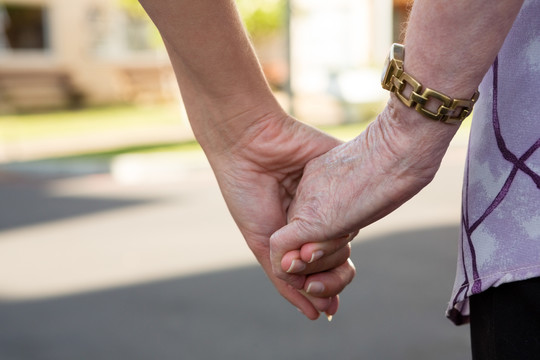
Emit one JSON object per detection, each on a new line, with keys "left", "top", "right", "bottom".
{"left": 447, "top": 0, "right": 540, "bottom": 325}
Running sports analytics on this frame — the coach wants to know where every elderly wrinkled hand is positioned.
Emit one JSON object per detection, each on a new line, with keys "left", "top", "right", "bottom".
{"left": 270, "top": 100, "right": 452, "bottom": 306}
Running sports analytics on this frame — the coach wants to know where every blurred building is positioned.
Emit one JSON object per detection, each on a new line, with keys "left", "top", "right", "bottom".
{"left": 0, "top": 0, "right": 412, "bottom": 117}
{"left": 289, "top": 0, "right": 399, "bottom": 123}
{"left": 0, "top": 0, "right": 175, "bottom": 112}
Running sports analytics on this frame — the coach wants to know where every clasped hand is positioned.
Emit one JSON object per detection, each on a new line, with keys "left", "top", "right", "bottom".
{"left": 210, "top": 103, "right": 443, "bottom": 320}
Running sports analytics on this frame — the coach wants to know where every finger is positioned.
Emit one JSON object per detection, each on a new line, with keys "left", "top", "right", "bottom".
{"left": 300, "top": 231, "right": 358, "bottom": 263}
{"left": 303, "top": 258, "right": 356, "bottom": 298}
{"left": 278, "top": 247, "right": 349, "bottom": 318}
{"left": 325, "top": 295, "right": 340, "bottom": 319}
{"left": 277, "top": 282, "right": 321, "bottom": 320}
{"left": 303, "top": 294, "right": 339, "bottom": 319}
{"left": 280, "top": 238, "right": 353, "bottom": 274}
{"left": 264, "top": 260, "right": 340, "bottom": 320}
{"left": 281, "top": 249, "right": 306, "bottom": 274}
{"left": 270, "top": 249, "right": 307, "bottom": 289}
{"left": 301, "top": 292, "right": 333, "bottom": 313}
{"left": 271, "top": 219, "right": 332, "bottom": 279}
{"left": 295, "top": 244, "right": 351, "bottom": 275}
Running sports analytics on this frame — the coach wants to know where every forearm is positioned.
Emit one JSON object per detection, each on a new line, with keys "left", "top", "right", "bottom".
{"left": 379, "top": 0, "right": 524, "bottom": 175}
{"left": 139, "top": 0, "right": 284, "bottom": 153}
{"left": 406, "top": 0, "right": 522, "bottom": 98}
{"left": 270, "top": 0, "right": 524, "bottom": 300}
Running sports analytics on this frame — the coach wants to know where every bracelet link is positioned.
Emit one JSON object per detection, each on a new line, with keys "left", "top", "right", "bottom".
{"left": 391, "top": 72, "right": 479, "bottom": 124}
{"left": 394, "top": 72, "right": 422, "bottom": 108}
{"left": 415, "top": 88, "right": 453, "bottom": 122}
{"left": 381, "top": 43, "right": 479, "bottom": 124}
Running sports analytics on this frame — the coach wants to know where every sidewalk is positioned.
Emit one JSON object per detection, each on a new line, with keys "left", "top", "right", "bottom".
{"left": 0, "top": 112, "right": 473, "bottom": 359}
{"left": 0, "top": 122, "right": 196, "bottom": 164}
{"left": 0, "top": 138, "right": 471, "bottom": 359}
{"left": 0, "top": 134, "right": 469, "bottom": 301}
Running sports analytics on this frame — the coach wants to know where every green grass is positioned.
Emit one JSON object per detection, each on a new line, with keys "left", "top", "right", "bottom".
{"left": 38, "top": 121, "right": 368, "bottom": 163}
{"left": 0, "top": 103, "right": 471, "bottom": 163}
{"left": 0, "top": 103, "right": 184, "bottom": 142}
{"left": 0, "top": 103, "right": 367, "bottom": 144}
{"left": 47, "top": 141, "right": 203, "bottom": 162}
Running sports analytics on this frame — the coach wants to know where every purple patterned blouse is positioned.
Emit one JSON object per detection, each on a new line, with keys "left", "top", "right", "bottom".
{"left": 447, "top": 0, "right": 540, "bottom": 325}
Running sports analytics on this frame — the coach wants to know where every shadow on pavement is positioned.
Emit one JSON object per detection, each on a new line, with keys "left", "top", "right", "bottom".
{"left": 0, "top": 174, "right": 157, "bottom": 232}
{"left": 0, "top": 225, "right": 470, "bottom": 360}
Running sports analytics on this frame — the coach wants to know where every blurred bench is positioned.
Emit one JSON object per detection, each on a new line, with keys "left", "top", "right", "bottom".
{"left": 0, "top": 70, "right": 83, "bottom": 112}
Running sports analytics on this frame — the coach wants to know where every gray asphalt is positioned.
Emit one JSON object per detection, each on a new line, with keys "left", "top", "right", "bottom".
{"left": 0, "top": 142, "right": 471, "bottom": 360}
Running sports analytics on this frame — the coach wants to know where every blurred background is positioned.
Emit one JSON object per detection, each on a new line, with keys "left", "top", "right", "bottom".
{"left": 0, "top": 0, "right": 472, "bottom": 359}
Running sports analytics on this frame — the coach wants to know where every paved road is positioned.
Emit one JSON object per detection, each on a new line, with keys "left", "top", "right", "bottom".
{"left": 0, "top": 140, "right": 471, "bottom": 360}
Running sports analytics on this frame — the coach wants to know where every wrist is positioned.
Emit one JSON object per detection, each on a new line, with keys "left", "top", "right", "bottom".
{"left": 187, "top": 88, "right": 287, "bottom": 156}
{"left": 374, "top": 94, "right": 458, "bottom": 178}
{"left": 381, "top": 43, "right": 479, "bottom": 125}
{"left": 384, "top": 94, "right": 460, "bottom": 142}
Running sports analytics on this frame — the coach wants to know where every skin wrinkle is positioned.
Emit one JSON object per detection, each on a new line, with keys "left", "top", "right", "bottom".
{"left": 368, "top": 110, "right": 403, "bottom": 170}
{"left": 326, "top": 172, "right": 348, "bottom": 234}
{"left": 279, "top": 172, "right": 301, "bottom": 206}
{"left": 290, "top": 195, "right": 328, "bottom": 237}
{"left": 208, "top": 111, "right": 291, "bottom": 166}
{"left": 226, "top": 113, "right": 288, "bottom": 160}
{"left": 311, "top": 148, "right": 359, "bottom": 233}
{"left": 381, "top": 98, "right": 454, "bottom": 176}
{"left": 359, "top": 115, "right": 430, "bottom": 211}
{"left": 331, "top": 151, "right": 366, "bottom": 223}
{"left": 238, "top": 117, "right": 335, "bottom": 174}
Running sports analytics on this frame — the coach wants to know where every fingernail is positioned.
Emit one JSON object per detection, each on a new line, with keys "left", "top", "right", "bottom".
{"left": 326, "top": 314, "right": 333, "bottom": 322}
{"left": 309, "top": 250, "right": 324, "bottom": 263}
{"left": 286, "top": 259, "right": 306, "bottom": 273}
{"left": 306, "top": 281, "right": 325, "bottom": 295}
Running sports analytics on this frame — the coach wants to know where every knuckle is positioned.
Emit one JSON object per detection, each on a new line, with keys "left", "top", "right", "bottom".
{"left": 270, "top": 261, "right": 285, "bottom": 279}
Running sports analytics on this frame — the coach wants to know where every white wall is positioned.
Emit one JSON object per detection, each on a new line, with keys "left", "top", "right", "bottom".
{"left": 289, "top": 0, "right": 392, "bottom": 122}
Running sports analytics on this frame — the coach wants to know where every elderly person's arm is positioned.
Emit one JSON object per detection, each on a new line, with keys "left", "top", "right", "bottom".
{"left": 271, "top": 0, "right": 524, "bottom": 300}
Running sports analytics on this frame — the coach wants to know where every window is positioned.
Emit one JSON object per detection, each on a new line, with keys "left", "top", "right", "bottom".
{"left": 1, "top": 4, "right": 49, "bottom": 50}
{"left": 87, "top": 6, "right": 160, "bottom": 57}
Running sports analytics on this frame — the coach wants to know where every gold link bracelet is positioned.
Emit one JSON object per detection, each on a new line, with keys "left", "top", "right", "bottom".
{"left": 381, "top": 43, "right": 479, "bottom": 125}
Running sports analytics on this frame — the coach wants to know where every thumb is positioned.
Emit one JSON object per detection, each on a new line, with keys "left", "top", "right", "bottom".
{"left": 270, "top": 219, "right": 326, "bottom": 280}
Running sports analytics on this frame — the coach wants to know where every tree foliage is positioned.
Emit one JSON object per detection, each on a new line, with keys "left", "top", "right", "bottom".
{"left": 118, "top": 0, "right": 148, "bottom": 17}
{"left": 118, "top": 0, "right": 286, "bottom": 39}
{"left": 235, "top": 0, "right": 286, "bottom": 38}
